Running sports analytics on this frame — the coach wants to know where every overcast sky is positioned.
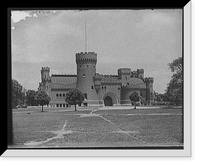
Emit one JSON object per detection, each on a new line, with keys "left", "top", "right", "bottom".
{"left": 11, "top": 9, "right": 182, "bottom": 93}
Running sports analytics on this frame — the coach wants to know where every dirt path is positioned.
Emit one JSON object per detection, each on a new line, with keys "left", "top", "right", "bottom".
{"left": 24, "top": 120, "right": 73, "bottom": 146}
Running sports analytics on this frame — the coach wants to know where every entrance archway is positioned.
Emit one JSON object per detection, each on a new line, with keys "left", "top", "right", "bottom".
{"left": 104, "top": 96, "right": 113, "bottom": 106}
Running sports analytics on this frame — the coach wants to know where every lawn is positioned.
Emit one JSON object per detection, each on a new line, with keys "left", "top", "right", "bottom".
{"left": 10, "top": 107, "right": 183, "bottom": 148}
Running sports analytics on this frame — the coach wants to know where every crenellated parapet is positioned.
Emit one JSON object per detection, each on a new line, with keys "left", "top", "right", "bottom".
{"left": 131, "top": 69, "right": 144, "bottom": 79}
{"left": 76, "top": 52, "right": 97, "bottom": 64}
{"left": 137, "top": 69, "right": 144, "bottom": 79}
{"left": 41, "top": 67, "right": 51, "bottom": 82}
{"left": 41, "top": 67, "right": 50, "bottom": 71}
{"left": 145, "top": 77, "right": 154, "bottom": 83}
{"left": 118, "top": 68, "right": 131, "bottom": 75}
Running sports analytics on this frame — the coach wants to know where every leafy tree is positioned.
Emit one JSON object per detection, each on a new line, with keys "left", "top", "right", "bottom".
{"left": 26, "top": 89, "right": 38, "bottom": 106}
{"left": 129, "top": 92, "right": 140, "bottom": 109}
{"left": 165, "top": 57, "right": 183, "bottom": 105}
{"left": 35, "top": 90, "right": 51, "bottom": 112}
{"left": 65, "top": 89, "right": 84, "bottom": 111}
{"left": 12, "top": 79, "right": 25, "bottom": 108}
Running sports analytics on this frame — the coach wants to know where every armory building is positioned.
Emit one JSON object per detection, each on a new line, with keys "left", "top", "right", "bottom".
{"left": 38, "top": 52, "right": 154, "bottom": 107}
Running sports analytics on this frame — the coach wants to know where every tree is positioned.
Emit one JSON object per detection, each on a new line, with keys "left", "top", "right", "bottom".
{"left": 65, "top": 89, "right": 84, "bottom": 111}
{"left": 26, "top": 90, "right": 38, "bottom": 106}
{"left": 165, "top": 57, "right": 183, "bottom": 105}
{"left": 154, "top": 92, "right": 164, "bottom": 105}
{"left": 12, "top": 79, "right": 26, "bottom": 108}
{"left": 35, "top": 90, "right": 51, "bottom": 112}
{"left": 129, "top": 92, "right": 140, "bottom": 109}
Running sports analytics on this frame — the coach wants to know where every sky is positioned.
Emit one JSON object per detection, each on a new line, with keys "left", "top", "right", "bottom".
{"left": 11, "top": 9, "right": 182, "bottom": 93}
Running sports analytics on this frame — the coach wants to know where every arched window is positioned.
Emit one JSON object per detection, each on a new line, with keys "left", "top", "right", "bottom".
{"left": 56, "top": 93, "right": 59, "bottom": 97}
{"left": 60, "top": 94, "right": 62, "bottom": 97}
{"left": 84, "top": 93, "right": 87, "bottom": 99}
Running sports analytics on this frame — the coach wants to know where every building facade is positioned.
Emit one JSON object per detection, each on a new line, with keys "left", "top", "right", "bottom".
{"left": 38, "top": 52, "right": 154, "bottom": 107}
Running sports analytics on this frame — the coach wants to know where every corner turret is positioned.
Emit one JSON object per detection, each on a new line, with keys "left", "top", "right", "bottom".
{"left": 41, "top": 67, "right": 50, "bottom": 82}
{"left": 40, "top": 67, "right": 51, "bottom": 95}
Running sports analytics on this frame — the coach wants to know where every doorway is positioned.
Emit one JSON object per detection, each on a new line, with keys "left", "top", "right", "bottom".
{"left": 104, "top": 96, "right": 113, "bottom": 106}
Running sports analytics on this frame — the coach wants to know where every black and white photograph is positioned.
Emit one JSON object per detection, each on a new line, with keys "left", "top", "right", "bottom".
{"left": 5, "top": 3, "right": 192, "bottom": 157}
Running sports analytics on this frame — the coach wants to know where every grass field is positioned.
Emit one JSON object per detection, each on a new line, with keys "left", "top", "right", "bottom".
{"left": 10, "top": 106, "right": 183, "bottom": 148}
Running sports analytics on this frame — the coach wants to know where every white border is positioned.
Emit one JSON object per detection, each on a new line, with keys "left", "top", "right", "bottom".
{"left": 2, "top": 3, "right": 191, "bottom": 157}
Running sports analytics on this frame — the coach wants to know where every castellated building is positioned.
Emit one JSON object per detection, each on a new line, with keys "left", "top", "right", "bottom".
{"left": 38, "top": 52, "right": 154, "bottom": 107}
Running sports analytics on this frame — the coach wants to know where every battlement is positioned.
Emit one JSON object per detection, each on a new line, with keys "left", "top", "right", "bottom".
{"left": 137, "top": 69, "right": 144, "bottom": 78}
{"left": 76, "top": 52, "right": 97, "bottom": 64}
{"left": 51, "top": 74, "right": 77, "bottom": 77}
{"left": 145, "top": 77, "right": 154, "bottom": 83}
{"left": 131, "top": 71, "right": 137, "bottom": 77}
{"left": 41, "top": 67, "right": 50, "bottom": 71}
{"left": 94, "top": 73, "right": 103, "bottom": 80}
{"left": 118, "top": 68, "right": 131, "bottom": 75}
{"left": 137, "top": 69, "right": 144, "bottom": 74}
{"left": 103, "top": 74, "right": 118, "bottom": 78}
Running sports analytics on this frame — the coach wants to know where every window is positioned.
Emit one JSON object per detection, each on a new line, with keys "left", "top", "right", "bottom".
{"left": 60, "top": 104, "right": 62, "bottom": 107}
{"left": 63, "top": 104, "right": 65, "bottom": 107}
{"left": 84, "top": 93, "right": 87, "bottom": 99}
{"left": 57, "top": 104, "right": 59, "bottom": 107}
{"left": 127, "top": 82, "right": 129, "bottom": 85}
{"left": 63, "top": 93, "right": 65, "bottom": 97}
{"left": 87, "top": 65, "right": 89, "bottom": 68}
{"left": 47, "top": 86, "right": 48, "bottom": 91}
{"left": 140, "top": 93, "right": 143, "bottom": 96}
{"left": 83, "top": 74, "right": 85, "bottom": 78}
{"left": 60, "top": 94, "right": 62, "bottom": 97}
{"left": 104, "top": 86, "right": 106, "bottom": 90}
{"left": 56, "top": 94, "right": 58, "bottom": 97}
{"left": 91, "top": 86, "right": 94, "bottom": 90}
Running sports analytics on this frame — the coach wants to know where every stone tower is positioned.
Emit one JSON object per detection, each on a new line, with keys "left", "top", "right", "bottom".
{"left": 76, "top": 52, "right": 99, "bottom": 105}
{"left": 118, "top": 68, "right": 131, "bottom": 86}
{"left": 40, "top": 67, "right": 51, "bottom": 95}
{"left": 145, "top": 77, "right": 154, "bottom": 104}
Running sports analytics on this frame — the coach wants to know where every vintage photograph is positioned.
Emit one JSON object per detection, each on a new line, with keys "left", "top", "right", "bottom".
{"left": 9, "top": 9, "right": 184, "bottom": 151}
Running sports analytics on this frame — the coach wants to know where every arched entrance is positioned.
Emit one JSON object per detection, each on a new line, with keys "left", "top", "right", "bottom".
{"left": 104, "top": 96, "right": 113, "bottom": 106}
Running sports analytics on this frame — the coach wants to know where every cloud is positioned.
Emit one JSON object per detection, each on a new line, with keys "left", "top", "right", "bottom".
{"left": 135, "top": 10, "right": 177, "bottom": 32}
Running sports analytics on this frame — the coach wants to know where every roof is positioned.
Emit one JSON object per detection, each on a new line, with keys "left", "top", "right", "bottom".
{"left": 128, "top": 77, "right": 146, "bottom": 89}
{"left": 51, "top": 75, "right": 77, "bottom": 89}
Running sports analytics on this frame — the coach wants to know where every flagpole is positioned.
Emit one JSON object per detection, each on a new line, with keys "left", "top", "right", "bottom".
{"left": 85, "top": 20, "right": 87, "bottom": 52}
